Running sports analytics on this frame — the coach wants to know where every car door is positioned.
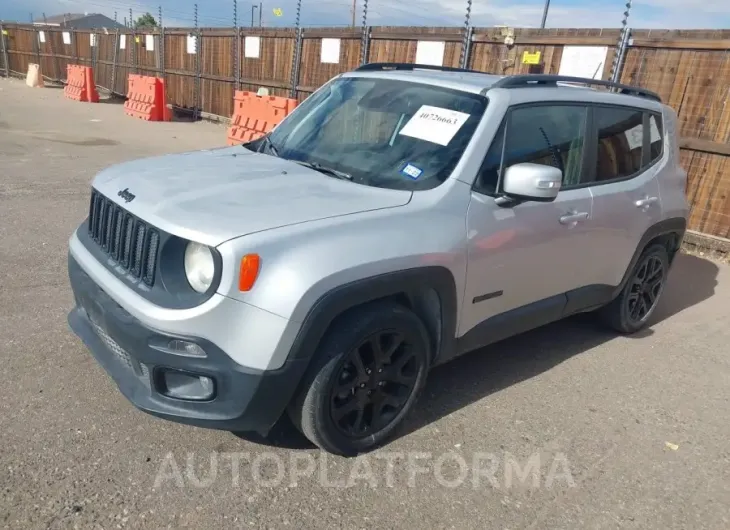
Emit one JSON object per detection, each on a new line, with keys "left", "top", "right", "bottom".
{"left": 460, "top": 103, "right": 596, "bottom": 343}
{"left": 585, "top": 106, "right": 664, "bottom": 289}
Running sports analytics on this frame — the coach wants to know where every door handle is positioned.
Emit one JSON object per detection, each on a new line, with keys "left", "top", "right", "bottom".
{"left": 635, "top": 196, "right": 659, "bottom": 208}
{"left": 559, "top": 211, "right": 589, "bottom": 225}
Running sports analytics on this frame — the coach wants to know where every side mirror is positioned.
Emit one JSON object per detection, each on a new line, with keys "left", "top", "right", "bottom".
{"left": 501, "top": 163, "right": 562, "bottom": 203}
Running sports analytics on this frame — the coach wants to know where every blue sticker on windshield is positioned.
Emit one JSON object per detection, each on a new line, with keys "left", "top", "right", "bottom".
{"left": 401, "top": 163, "right": 423, "bottom": 179}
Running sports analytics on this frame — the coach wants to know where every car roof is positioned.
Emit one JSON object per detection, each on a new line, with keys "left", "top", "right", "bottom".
{"left": 343, "top": 69, "right": 505, "bottom": 95}
{"left": 343, "top": 68, "right": 664, "bottom": 112}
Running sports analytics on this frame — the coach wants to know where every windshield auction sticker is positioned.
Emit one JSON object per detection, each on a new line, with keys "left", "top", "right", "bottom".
{"left": 398, "top": 105, "right": 471, "bottom": 146}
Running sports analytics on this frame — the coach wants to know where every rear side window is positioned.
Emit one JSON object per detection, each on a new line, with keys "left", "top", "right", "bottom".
{"left": 594, "top": 107, "right": 644, "bottom": 182}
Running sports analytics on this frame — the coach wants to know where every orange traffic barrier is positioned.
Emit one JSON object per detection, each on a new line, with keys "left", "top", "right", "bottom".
{"left": 64, "top": 64, "right": 99, "bottom": 103}
{"left": 124, "top": 74, "right": 172, "bottom": 121}
{"left": 227, "top": 91, "right": 298, "bottom": 145}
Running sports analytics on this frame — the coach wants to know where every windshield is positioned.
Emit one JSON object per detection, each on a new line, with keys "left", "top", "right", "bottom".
{"left": 248, "top": 76, "right": 487, "bottom": 190}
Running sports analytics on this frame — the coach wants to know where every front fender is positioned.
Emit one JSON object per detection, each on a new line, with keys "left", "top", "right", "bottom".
{"left": 215, "top": 206, "right": 468, "bottom": 370}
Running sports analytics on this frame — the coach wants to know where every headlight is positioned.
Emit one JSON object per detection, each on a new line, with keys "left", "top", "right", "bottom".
{"left": 184, "top": 242, "right": 215, "bottom": 293}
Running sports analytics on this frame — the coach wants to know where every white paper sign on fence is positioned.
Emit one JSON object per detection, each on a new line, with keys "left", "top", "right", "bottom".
{"left": 398, "top": 105, "right": 470, "bottom": 146}
{"left": 320, "top": 38, "right": 341, "bottom": 64}
{"left": 90, "top": 33, "right": 96, "bottom": 47}
{"left": 245, "top": 36, "right": 261, "bottom": 58}
{"left": 186, "top": 34, "right": 197, "bottom": 54}
{"left": 39, "top": 31, "right": 45, "bottom": 43}
{"left": 558, "top": 46, "right": 608, "bottom": 80}
{"left": 62, "top": 32, "right": 71, "bottom": 45}
{"left": 145, "top": 34, "right": 154, "bottom": 51}
{"left": 415, "top": 41, "right": 445, "bottom": 66}
{"left": 120, "top": 34, "right": 126, "bottom": 49}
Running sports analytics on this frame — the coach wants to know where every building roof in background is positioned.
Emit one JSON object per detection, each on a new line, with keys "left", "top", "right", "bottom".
{"left": 33, "top": 13, "right": 126, "bottom": 29}
{"left": 42, "top": 13, "right": 88, "bottom": 24}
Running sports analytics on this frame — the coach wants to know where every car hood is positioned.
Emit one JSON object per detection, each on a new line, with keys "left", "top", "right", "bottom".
{"left": 92, "top": 146, "right": 412, "bottom": 247}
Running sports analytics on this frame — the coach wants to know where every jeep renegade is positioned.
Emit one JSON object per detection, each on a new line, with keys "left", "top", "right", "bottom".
{"left": 67, "top": 65, "right": 689, "bottom": 455}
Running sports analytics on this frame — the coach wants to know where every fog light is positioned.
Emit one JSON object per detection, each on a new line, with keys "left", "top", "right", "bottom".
{"left": 158, "top": 369, "right": 215, "bottom": 401}
{"left": 150, "top": 339, "right": 206, "bottom": 358}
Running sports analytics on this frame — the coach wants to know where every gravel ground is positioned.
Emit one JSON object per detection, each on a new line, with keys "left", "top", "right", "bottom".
{"left": 1, "top": 78, "right": 729, "bottom": 529}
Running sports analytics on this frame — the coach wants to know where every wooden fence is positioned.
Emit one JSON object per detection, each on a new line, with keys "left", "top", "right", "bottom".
{"left": 0, "top": 24, "right": 728, "bottom": 239}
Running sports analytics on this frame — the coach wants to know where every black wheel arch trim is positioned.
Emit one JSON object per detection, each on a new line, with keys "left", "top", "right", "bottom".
{"left": 612, "top": 216, "right": 687, "bottom": 299}
{"left": 287, "top": 267, "right": 459, "bottom": 366}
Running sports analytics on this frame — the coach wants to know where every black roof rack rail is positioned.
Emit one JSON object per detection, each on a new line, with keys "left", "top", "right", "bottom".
{"left": 491, "top": 75, "right": 662, "bottom": 102}
{"left": 355, "top": 62, "right": 485, "bottom": 75}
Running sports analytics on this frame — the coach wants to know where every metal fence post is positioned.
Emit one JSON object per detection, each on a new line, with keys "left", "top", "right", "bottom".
{"left": 612, "top": 28, "right": 631, "bottom": 84}
{"left": 234, "top": 0, "right": 241, "bottom": 90}
{"left": 111, "top": 29, "right": 119, "bottom": 94}
{"left": 47, "top": 28, "right": 59, "bottom": 81}
{"left": 194, "top": 28, "right": 202, "bottom": 120}
{"left": 0, "top": 25, "right": 9, "bottom": 77}
{"left": 91, "top": 32, "right": 98, "bottom": 72}
{"left": 72, "top": 30, "right": 78, "bottom": 65}
{"left": 609, "top": 0, "right": 632, "bottom": 84}
{"left": 360, "top": 26, "right": 371, "bottom": 65}
{"left": 460, "top": 0, "right": 473, "bottom": 68}
{"left": 461, "top": 26, "right": 474, "bottom": 69}
{"left": 158, "top": 5, "right": 165, "bottom": 82}
{"left": 158, "top": 27, "right": 164, "bottom": 80}
{"left": 289, "top": 28, "right": 303, "bottom": 99}
{"left": 235, "top": 26, "right": 241, "bottom": 90}
{"left": 360, "top": 0, "right": 369, "bottom": 65}
{"left": 34, "top": 29, "right": 41, "bottom": 68}
{"left": 131, "top": 29, "right": 137, "bottom": 74}
{"left": 289, "top": 0, "right": 302, "bottom": 98}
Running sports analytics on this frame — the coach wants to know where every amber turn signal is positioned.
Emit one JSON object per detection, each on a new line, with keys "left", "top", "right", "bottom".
{"left": 238, "top": 254, "right": 261, "bottom": 291}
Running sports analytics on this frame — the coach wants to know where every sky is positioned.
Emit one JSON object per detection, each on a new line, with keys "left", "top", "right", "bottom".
{"left": 2, "top": 0, "right": 730, "bottom": 29}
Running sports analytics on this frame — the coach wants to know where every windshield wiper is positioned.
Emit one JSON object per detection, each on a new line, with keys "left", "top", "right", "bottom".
{"left": 296, "top": 161, "right": 353, "bottom": 181}
{"left": 257, "top": 135, "right": 279, "bottom": 157}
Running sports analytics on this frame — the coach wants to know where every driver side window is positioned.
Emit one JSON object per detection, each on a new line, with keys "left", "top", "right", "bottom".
{"left": 474, "top": 104, "right": 588, "bottom": 195}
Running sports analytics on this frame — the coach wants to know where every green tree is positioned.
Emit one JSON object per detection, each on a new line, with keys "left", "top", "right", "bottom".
{"left": 134, "top": 12, "right": 158, "bottom": 28}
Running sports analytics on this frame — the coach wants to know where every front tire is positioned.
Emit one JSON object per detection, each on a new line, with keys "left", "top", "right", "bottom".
{"left": 288, "top": 302, "right": 430, "bottom": 456}
{"left": 600, "top": 244, "right": 670, "bottom": 333}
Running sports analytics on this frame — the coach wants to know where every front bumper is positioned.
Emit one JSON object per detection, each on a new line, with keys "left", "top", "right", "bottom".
{"left": 67, "top": 254, "right": 308, "bottom": 434}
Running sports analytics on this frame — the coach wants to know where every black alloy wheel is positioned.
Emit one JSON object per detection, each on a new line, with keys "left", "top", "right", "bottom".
{"left": 330, "top": 330, "right": 419, "bottom": 438}
{"left": 599, "top": 243, "right": 670, "bottom": 334}
{"left": 288, "top": 302, "right": 430, "bottom": 456}
{"left": 625, "top": 254, "right": 665, "bottom": 325}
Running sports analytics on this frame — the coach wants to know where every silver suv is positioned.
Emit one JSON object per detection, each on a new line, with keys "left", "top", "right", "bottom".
{"left": 67, "top": 65, "right": 688, "bottom": 455}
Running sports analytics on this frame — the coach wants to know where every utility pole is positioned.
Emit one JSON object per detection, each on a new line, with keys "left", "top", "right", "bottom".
{"left": 351, "top": 0, "right": 357, "bottom": 28}
{"left": 259, "top": 2, "right": 262, "bottom": 26}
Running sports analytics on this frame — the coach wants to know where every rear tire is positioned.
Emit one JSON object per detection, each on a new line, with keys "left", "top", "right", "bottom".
{"left": 288, "top": 302, "right": 430, "bottom": 456}
{"left": 599, "top": 244, "right": 669, "bottom": 333}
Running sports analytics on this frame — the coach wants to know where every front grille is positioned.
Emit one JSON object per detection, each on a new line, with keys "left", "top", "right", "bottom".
{"left": 88, "top": 191, "right": 159, "bottom": 287}
{"left": 89, "top": 315, "right": 134, "bottom": 370}
{"left": 87, "top": 311, "right": 151, "bottom": 387}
